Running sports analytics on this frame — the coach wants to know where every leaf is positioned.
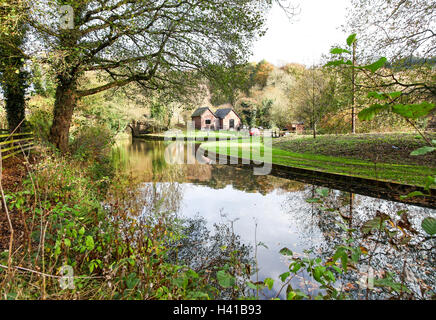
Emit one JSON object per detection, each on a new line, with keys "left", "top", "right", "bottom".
{"left": 85, "top": 236, "right": 95, "bottom": 251}
{"left": 216, "top": 270, "right": 235, "bottom": 288}
{"left": 400, "top": 191, "right": 426, "bottom": 200}
{"left": 351, "top": 247, "right": 361, "bottom": 262}
{"left": 279, "top": 247, "right": 293, "bottom": 256}
{"left": 316, "top": 187, "right": 329, "bottom": 197}
{"left": 388, "top": 91, "right": 402, "bottom": 99}
{"left": 374, "top": 273, "right": 410, "bottom": 294}
{"left": 358, "top": 104, "right": 389, "bottom": 121}
{"left": 346, "top": 33, "right": 357, "bottom": 46}
{"left": 247, "top": 282, "right": 258, "bottom": 290}
{"left": 257, "top": 241, "right": 269, "bottom": 249}
{"left": 306, "top": 198, "right": 321, "bottom": 203}
{"left": 424, "top": 176, "right": 436, "bottom": 191}
{"left": 64, "top": 238, "right": 71, "bottom": 247}
{"left": 325, "top": 59, "right": 346, "bottom": 67}
{"left": 126, "top": 272, "right": 139, "bottom": 289}
{"left": 313, "top": 266, "right": 326, "bottom": 283}
{"left": 392, "top": 102, "right": 435, "bottom": 119}
{"left": 332, "top": 247, "right": 348, "bottom": 272}
{"left": 367, "top": 91, "right": 389, "bottom": 100}
{"left": 363, "top": 57, "right": 387, "bottom": 72}
{"left": 279, "top": 272, "right": 290, "bottom": 282}
{"left": 410, "top": 146, "right": 436, "bottom": 156}
{"left": 421, "top": 217, "right": 436, "bottom": 236}
{"left": 330, "top": 47, "right": 351, "bottom": 55}
{"left": 264, "top": 278, "right": 274, "bottom": 290}
{"left": 361, "top": 217, "right": 386, "bottom": 234}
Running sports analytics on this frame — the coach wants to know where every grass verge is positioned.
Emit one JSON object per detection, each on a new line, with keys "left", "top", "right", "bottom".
{"left": 200, "top": 134, "right": 436, "bottom": 187}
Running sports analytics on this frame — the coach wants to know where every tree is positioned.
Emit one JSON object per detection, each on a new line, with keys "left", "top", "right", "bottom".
{"left": 290, "top": 67, "right": 335, "bottom": 138}
{"left": 204, "top": 61, "right": 253, "bottom": 107}
{"left": 28, "top": 0, "right": 274, "bottom": 152}
{"left": 252, "top": 60, "right": 274, "bottom": 89}
{"left": 256, "top": 98, "right": 273, "bottom": 128}
{"left": 345, "top": 0, "right": 435, "bottom": 62}
{"left": 236, "top": 97, "right": 257, "bottom": 127}
{"left": 0, "top": 0, "right": 29, "bottom": 132}
{"left": 326, "top": 34, "right": 359, "bottom": 133}
{"left": 344, "top": 1, "right": 436, "bottom": 103}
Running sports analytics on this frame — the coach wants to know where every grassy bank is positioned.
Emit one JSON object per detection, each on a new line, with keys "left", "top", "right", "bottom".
{"left": 200, "top": 133, "right": 436, "bottom": 187}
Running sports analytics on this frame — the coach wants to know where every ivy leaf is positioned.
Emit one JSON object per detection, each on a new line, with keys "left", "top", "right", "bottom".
{"left": 410, "top": 146, "right": 436, "bottom": 156}
{"left": 421, "top": 217, "right": 436, "bottom": 236}
{"left": 346, "top": 33, "right": 357, "bottom": 46}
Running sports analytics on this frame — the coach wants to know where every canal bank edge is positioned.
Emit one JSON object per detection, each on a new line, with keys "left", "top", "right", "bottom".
{"left": 199, "top": 147, "right": 436, "bottom": 209}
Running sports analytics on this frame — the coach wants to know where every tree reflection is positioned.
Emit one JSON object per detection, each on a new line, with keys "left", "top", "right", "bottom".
{"left": 168, "top": 215, "right": 254, "bottom": 299}
{"left": 284, "top": 185, "right": 436, "bottom": 299}
{"left": 113, "top": 139, "right": 306, "bottom": 196}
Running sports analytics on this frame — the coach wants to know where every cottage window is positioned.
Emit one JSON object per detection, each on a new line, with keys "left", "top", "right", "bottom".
{"left": 205, "top": 119, "right": 211, "bottom": 125}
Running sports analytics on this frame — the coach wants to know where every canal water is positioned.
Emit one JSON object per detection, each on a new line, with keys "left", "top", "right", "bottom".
{"left": 112, "top": 139, "right": 436, "bottom": 299}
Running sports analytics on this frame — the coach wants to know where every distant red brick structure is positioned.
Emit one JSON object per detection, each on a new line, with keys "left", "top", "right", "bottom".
{"left": 215, "top": 108, "right": 242, "bottom": 130}
{"left": 191, "top": 107, "right": 242, "bottom": 130}
{"left": 191, "top": 107, "right": 218, "bottom": 130}
{"left": 286, "top": 123, "right": 305, "bottom": 134}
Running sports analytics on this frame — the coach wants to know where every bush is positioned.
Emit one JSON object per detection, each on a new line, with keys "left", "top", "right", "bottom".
{"left": 27, "top": 96, "right": 54, "bottom": 141}
{"left": 70, "top": 126, "right": 114, "bottom": 160}
{"left": 70, "top": 125, "right": 115, "bottom": 191}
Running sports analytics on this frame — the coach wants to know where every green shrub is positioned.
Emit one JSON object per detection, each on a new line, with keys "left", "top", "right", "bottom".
{"left": 27, "top": 107, "right": 53, "bottom": 141}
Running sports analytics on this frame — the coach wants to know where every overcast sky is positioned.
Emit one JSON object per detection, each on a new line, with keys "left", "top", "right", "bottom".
{"left": 251, "top": 0, "right": 350, "bottom": 66}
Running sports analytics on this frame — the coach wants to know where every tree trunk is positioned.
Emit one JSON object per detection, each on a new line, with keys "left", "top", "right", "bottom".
{"left": 351, "top": 41, "right": 356, "bottom": 134}
{"left": 1, "top": 24, "right": 28, "bottom": 133}
{"left": 49, "top": 79, "right": 77, "bottom": 153}
{"left": 4, "top": 68, "right": 27, "bottom": 133}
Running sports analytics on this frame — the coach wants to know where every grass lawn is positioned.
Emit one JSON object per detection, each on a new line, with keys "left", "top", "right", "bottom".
{"left": 200, "top": 133, "right": 436, "bottom": 187}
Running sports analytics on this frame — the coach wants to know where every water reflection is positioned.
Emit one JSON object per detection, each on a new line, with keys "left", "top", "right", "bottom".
{"left": 112, "top": 139, "right": 436, "bottom": 299}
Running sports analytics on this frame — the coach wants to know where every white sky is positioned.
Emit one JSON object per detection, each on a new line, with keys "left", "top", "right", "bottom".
{"left": 251, "top": 0, "right": 350, "bottom": 66}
